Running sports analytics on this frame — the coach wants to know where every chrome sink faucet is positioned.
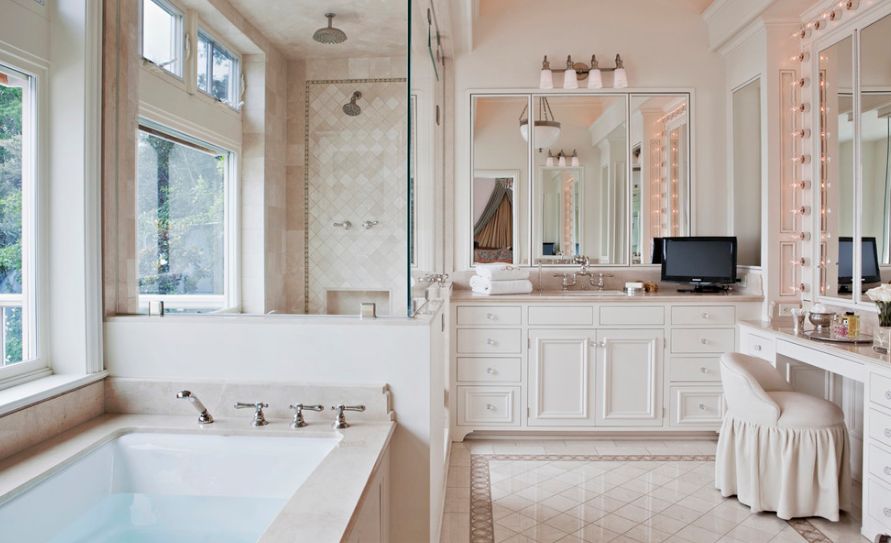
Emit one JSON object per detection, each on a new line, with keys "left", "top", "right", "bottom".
{"left": 331, "top": 404, "right": 366, "bottom": 429}
{"left": 234, "top": 401, "right": 269, "bottom": 426}
{"left": 176, "top": 390, "right": 214, "bottom": 424}
{"left": 289, "top": 403, "right": 324, "bottom": 428}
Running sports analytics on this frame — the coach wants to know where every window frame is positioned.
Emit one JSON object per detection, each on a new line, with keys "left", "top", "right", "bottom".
{"left": 139, "top": 0, "right": 186, "bottom": 81}
{"left": 135, "top": 120, "right": 239, "bottom": 313}
{"left": 0, "top": 58, "right": 46, "bottom": 386}
{"left": 195, "top": 25, "right": 242, "bottom": 111}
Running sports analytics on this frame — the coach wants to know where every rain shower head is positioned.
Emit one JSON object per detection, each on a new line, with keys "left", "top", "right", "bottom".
{"left": 343, "top": 91, "right": 362, "bottom": 116}
{"left": 313, "top": 13, "right": 347, "bottom": 44}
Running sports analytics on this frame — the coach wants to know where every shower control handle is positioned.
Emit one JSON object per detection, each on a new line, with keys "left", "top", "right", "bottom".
{"left": 362, "top": 220, "right": 380, "bottom": 230}
{"left": 333, "top": 220, "right": 352, "bottom": 230}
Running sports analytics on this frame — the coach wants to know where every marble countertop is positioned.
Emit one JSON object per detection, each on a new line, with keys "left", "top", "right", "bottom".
{"left": 451, "top": 289, "right": 764, "bottom": 303}
{"left": 0, "top": 414, "right": 395, "bottom": 543}
{"left": 739, "top": 319, "right": 891, "bottom": 372}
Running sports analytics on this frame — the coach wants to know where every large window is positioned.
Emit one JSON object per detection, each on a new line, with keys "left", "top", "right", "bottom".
{"left": 136, "top": 123, "right": 232, "bottom": 312}
{"left": 196, "top": 30, "right": 240, "bottom": 109}
{"left": 141, "top": 0, "right": 184, "bottom": 78}
{"left": 0, "top": 64, "right": 35, "bottom": 368}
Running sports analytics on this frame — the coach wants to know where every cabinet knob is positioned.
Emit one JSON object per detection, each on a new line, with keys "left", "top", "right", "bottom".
{"left": 487, "top": 338, "right": 497, "bottom": 346}
{"left": 486, "top": 367, "right": 496, "bottom": 375}
{"left": 701, "top": 312, "right": 710, "bottom": 319}
{"left": 698, "top": 403, "right": 706, "bottom": 410}
{"left": 486, "top": 313, "right": 496, "bottom": 320}
{"left": 884, "top": 507, "right": 891, "bottom": 518}
{"left": 754, "top": 345, "right": 762, "bottom": 351}
{"left": 885, "top": 390, "right": 891, "bottom": 401}
{"left": 700, "top": 367, "right": 709, "bottom": 374}
{"left": 700, "top": 338, "right": 709, "bottom": 345}
{"left": 486, "top": 403, "right": 496, "bottom": 411}
{"left": 884, "top": 466, "right": 891, "bottom": 476}
{"left": 885, "top": 428, "right": 891, "bottom": 438}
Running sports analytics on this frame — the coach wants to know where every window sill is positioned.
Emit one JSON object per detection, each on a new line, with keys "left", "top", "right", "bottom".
{"left": 0, "top": 371, "right": 108, "bottom": 418}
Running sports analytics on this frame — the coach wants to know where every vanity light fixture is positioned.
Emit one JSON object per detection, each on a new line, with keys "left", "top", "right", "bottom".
{"left": 558, "top": 152, "right": 567, "bottom": 167}
{"left": 537, "top": 54, "right": 628, "bottom": 89}
{"left": 570, "top": 150, "right": 579, "bottom": 167}
{"left": 519, "top": 97, "right": 561, "bottom": 148}
{"left": 546, "top": 150, "right": 556, "bottom": 167}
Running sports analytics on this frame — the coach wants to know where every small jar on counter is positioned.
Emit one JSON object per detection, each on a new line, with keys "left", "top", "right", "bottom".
{"left": 844, "top": 312, "right": 860, "bottom": 337}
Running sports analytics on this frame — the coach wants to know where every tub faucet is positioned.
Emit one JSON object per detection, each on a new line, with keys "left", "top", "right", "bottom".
{"left": 234, "top": 401, "right": 269, "bottom": 426}
{"left": 176, "top": 390, "right": 214, "bottom": 424}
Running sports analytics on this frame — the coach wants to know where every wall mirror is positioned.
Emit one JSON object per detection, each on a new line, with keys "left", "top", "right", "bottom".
{"left": 469, "top": 92, "right": 690, "bottom": 267}
{"left": 731, "top": 79, "right": 762, "bottom": 267}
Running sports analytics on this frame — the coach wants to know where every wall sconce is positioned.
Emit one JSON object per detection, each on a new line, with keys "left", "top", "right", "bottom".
{"left": 538, "top": 54, "right": 628, "bottom": 89}
{"left": 545, "top": 149, "right": 579, "bottom": 168}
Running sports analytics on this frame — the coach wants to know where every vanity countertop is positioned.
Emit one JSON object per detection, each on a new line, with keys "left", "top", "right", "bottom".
{"left": 451, "top": 289, "right": 764, "bottom": 303}
{"left": 740, "top": 319, "right": 891, "bottom": 373}
{"left": 0, "top": 414, "right": 395, "bottom": 543}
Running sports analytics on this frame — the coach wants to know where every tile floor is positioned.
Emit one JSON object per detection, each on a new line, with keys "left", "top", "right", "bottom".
{"left": 440, "top": 439, "right": 866, "bottom": 543}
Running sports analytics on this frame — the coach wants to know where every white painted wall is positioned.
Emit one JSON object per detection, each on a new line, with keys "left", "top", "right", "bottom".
{"left": 453, "top": 0, "right": 727, "bottom": 270}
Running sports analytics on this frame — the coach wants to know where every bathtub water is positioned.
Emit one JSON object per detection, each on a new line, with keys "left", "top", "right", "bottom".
{"left": 0, "top": 432, "right": 340, "bottom": 543}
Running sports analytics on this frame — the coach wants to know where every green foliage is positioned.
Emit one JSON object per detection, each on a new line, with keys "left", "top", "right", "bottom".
{"left": 0, "top": 84, "right": 23, "bottom": 362}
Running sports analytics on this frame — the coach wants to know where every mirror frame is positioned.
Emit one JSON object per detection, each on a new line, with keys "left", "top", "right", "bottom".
{"left": 809, "top": 4, "right": 891, "bottom": 310}
{"left": 467, "top": 89, "right": 694, "bottom": 268}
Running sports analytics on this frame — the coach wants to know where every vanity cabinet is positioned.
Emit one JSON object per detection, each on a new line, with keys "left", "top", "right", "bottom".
{"left": 451, "top": 295, "right": 761, "bottom": 438}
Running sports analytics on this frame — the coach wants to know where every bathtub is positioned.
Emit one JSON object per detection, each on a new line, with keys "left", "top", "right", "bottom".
{"left": 0, "top": 432, "right": 340, "bottom": 543}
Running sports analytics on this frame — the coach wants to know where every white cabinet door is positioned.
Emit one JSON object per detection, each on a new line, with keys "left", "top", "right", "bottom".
{"left": 528, "top": 329, "right": 597, "bottom": 426}
{"left": 595, "top": 329, "right": 663, "bottom": 426}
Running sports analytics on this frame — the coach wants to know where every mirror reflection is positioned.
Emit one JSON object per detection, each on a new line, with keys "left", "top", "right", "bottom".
{"left": 731, "top": 80, "right": 762, "bottom": 267}
{"left": 820, "top": 36, "right": 855, "bottom": 299}
{"left": 472, "top": 171, "right": 518, "bottom": 264}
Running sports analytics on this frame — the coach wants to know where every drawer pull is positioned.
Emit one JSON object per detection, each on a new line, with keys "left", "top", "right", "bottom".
{"left": 701, "top": 312, "right": 710, "bottom": 319}
{"left": 885, "top": 390, "right": 891, "bottom": 401}
{"left": 700, "top": 367, "right": 710, "bottom": 374}
{"left": 884, "top": 466, "right": 891, "bottom": 476}
{"left": 885, "top": 428, "right": 891, "bottom": 438}
{"left": 487, "top": 338, "right": 497, "bottom": 346}
{"left": 486, "top": 313, "right": 497, "bottom": 321}
{"left": 700, "top": 338, "right": 709, "bottom": 345}
{"left": 486, "top": 367, "right": 496, "bottom": 375}
{"left": 698, "top": 403, "right": 706, "bottom": 410}
{"left": 486, "top": 403, "right": 496, "bottom": 411}
{"left": 885, "top": 507, "right": 891, "bottom": 518}
{"left": 754, "top": 345, "right": 762, "bottom": 352}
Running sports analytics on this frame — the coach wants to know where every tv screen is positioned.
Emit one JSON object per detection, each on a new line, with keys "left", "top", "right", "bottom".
{"left": 651, "top": 237, "right": 665, "bottom": 265}
{"left": 838, "top": 236, "right": 880, "bottom": 285}
{"left": 661, "top": 237, "right": 737, "bottom": 285}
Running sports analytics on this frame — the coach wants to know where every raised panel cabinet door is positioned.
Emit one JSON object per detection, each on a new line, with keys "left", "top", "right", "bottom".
{"left": 528, "top": 329, "right": 597, "bottom": 426}
{"left": 595, "top": 329, "right": 663, "bottom": 426}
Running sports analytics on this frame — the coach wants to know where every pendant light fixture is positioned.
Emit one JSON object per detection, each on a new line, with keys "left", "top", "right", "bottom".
{"left": 519, "top": 97, "right": 561, "bottom": 148}
{"left": 539, "top": 56, "right": 553, "bottom": 89}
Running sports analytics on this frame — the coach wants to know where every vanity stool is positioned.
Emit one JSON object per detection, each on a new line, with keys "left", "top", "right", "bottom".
{"left": 715, "top": 352, "right": 851, "bottom": 521}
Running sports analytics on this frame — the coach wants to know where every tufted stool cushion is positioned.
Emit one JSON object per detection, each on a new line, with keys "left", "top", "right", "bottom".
{"left": 715, "top": 352, "right": 851, "bottom": 521}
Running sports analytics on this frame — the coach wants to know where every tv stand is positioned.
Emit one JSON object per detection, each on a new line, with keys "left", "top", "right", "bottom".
{"left": 677, "top": 284, "right": 729, "bottom": 294}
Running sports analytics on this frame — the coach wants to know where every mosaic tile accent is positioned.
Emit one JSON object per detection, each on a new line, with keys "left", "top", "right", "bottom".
{"left": 468, "top": 454, "right": 835, "bottom": 543}
{"left": 303, "top": 78, "right": 408, "bottom": 315}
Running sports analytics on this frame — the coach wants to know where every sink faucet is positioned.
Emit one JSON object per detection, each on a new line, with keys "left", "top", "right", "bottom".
{"left": 176, "top": 390, "right": 214, "bottom": 425}
{"left": 289, "top": 403, "right": 324, "bottom": 428}
{"left": 234, "top": 401, "right": 269, "bottom": 427}
{"left": 331, "top": 404, "right": 366, "bottom": 429}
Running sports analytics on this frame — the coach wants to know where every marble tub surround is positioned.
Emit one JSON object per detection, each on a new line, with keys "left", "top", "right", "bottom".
{"left": 104, "top": 378, "right": 393, "bottom": 423}
{"left": 0, "top": 382, "right": 104, "bottom": 463}
{"left": 0, "top": 414, "right": 394, "bottom": 543}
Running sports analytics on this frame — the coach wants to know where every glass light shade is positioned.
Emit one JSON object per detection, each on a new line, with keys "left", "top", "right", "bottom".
{"left": 558, "top": 155, "right": 567, "bottom": 167}
{"left": 613, "top": 67, "right": 628, "bottom": 88}
{"left": 587, "top": 69, "right": 603, "bottom": 89}
{"left": 563, "top": 68, "right": 578, "bottom": 89}
{"left": 571, "top": 155, "right": 579, "bottom": 167}
{"left": 546, "top": 155, "right": 555, "bottom": 167}
{"left": 539, "top": 68, "right": 554, "bottom": 89}
{"left": 520, "top": 121, "right": 561, "bottom": 148}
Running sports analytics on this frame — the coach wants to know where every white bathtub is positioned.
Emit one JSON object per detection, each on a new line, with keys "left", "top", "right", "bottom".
{"left": 0, "top": 432, "right": 340, "bottom": 543}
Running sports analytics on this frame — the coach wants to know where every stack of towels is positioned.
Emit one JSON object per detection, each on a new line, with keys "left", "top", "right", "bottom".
{"left": 470, "top": 264, "right": 533, "bottom": 295}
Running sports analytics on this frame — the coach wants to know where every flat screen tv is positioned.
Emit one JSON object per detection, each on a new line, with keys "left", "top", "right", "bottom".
{"left": 661, "top": 237, "right": 737, "bottom": 292}
{"left": 838, "top": 236, "right": 881, "bottom": 289}
{"left": 651, "top": 237, "right": 665, "bottom": 265}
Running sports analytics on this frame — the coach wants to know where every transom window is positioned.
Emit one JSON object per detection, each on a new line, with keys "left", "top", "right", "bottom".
{"left": 0, "top": 63, "right": 35, "bottom": 368}
{"left": 136, "top": 123, "right": 233, "bottom": 312}
{"left": 196, "top": 30, "right": 240, "bottom": 109}
{"left": 141, "top": 0, "right": 184, "bottom": 77}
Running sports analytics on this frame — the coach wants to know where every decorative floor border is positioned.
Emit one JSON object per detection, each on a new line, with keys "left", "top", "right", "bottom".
{"left": 468, "top": 453, "right": 832, "bottom": 543}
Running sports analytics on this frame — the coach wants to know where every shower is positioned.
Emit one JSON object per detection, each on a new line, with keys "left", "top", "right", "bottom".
{"left": 313, "top": 13, "right": 347, "bottom": 44}
{"left": 343, "top": 91, "right": 362, "bottom": 116}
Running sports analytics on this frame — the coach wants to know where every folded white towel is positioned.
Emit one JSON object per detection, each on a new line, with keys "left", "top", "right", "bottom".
{"left": 470, "top": 276, "right": 533, "bottom": 295}
{"left": 475, "top": 265, "right": 529, "bottom": 281}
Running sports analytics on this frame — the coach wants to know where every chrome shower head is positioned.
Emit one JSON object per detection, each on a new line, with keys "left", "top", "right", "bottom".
{"left": 343, "top": 91, "right": 362, "bottom": 116}
{"left": 313, "top": 13, "right": 347, "bottom": 44}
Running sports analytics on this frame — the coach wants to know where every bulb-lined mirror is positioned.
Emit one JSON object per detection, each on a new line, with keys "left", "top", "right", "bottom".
{"left": 819, "top": 35, "right": 855, "bottom": 300}
{"left": 533, "top": 95, "right": 627, "bottom": 264}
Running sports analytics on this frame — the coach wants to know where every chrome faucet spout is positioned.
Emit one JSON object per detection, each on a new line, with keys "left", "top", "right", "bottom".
{"left": 176, "top": 390, "right": 214, "bottom": 424}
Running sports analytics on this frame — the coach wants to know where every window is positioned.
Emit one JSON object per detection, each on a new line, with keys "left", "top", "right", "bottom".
{"left": 196, "top": 30, "right": 240, "bottom": 108}
{"left": 0, "top": 64, "right": 35, "bottom": 369}
{"left": 142, "top": 0, "right": 184, "bottom": 77}
{"left": 136, "top": 123, "right": 232, "bottom": 312}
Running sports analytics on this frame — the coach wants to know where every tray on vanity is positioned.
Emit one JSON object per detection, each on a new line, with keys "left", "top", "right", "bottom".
{"left": 803, "top": 330, "right": 873, "bottom": 344}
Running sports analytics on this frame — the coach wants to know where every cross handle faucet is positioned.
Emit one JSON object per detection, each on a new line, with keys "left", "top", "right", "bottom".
{"left": 234, "top": 401, "right": 269, "bottom": 427}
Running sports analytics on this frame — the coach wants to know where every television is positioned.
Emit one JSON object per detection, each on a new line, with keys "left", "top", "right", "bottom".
{"left": 838, "top": 236, "right": 881, "bottom": 290}
{"left": 661, "top": 237, "right": 738, "bottom": 292}
{"left": 651, "top": 237, "right": 665, "bottom": 265}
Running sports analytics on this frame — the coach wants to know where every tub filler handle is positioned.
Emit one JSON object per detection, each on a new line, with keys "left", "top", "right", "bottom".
{"left": 289, "top": 403, "right": 324, "bottom": 428}
{"left": 176, "top": 390, "right": 214, "bottom": 425}
{"left": 331, "top": 404, "right": 366, "bottom": 429}
{"left": 234, "top": 401, "right": 270, "bottom": 427}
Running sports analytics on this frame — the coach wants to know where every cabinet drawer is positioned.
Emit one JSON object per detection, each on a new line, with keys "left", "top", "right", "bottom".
{"left": 671, "top": 306, "right": 735, "bottom": 326}
{"left": 870, "top": 408, "right": 891, "bottom": 448}
{"left": 457, "top": 386, "right": 520, "bottom": 426}
{"left": 529, "top": 306, "right": 594, "bottom": 326}
{"left": 670, "top": 387, "right": 725, "bottom": 427}
{"left": 456, "top": 328, "right": 522, "bottom": 354}
{"left": 457, "top": 357, "right": 522, "bottom": 383}
{"left": 671, "top": 328, "right": 735, "bottom": 354}
{"left": 869, "top": 443, "right": 891, "bottom": 486}
{"left": 740, "top": 331, "right": 776, "bottom": 361}
{"left": 599, "top": 306, "right": 665, "bottom": 326}
{"left": 669, "top": 357, "right": 721, "bottom": 382}
{"left": 866, "top": 477, "right": 891, "bottom": 532}
{"left": 870, "top": 371, "right": 891, "bottom": 411}
{"left": 456, "top": 305, "right": 522, "bottom": 326}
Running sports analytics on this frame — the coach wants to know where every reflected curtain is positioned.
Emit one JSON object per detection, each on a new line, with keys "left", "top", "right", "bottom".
{"left": 474, "top": 179, "right": 513, "bottom": 249}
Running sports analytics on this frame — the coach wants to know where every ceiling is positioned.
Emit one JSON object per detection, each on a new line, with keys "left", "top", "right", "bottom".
{"left": 225, "top": 0, "right": 407, "bottom": 60}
